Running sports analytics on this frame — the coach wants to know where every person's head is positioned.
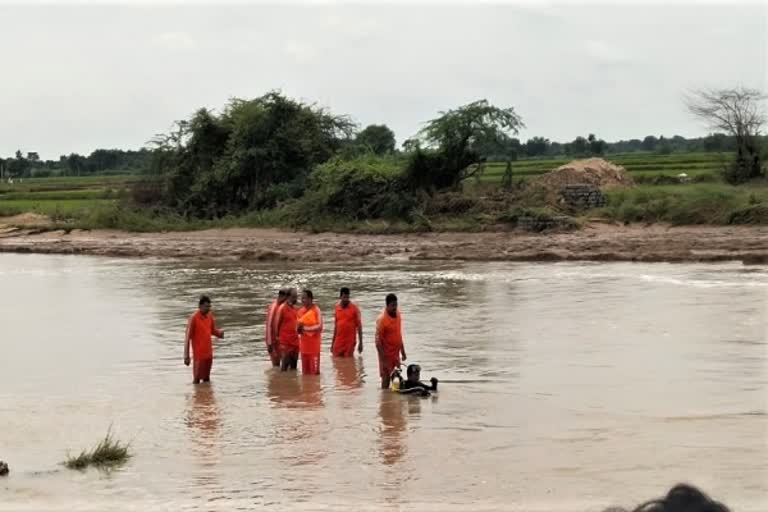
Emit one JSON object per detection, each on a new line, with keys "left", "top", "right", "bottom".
{"left": 385, "top": 293, "right": 398, "bottom": 316}
{"left": 198, "top": 295, "right": 212, "bottom": 315}
{"left": 406, "top": 364, "right": 421, "bottom": 382}
{"left": 287, "top": 288, "right": 298, "bottom": 305}
{"left": 277, "top": 288, "right": 288, "bottom": 304}
{"left": 606, "top": 484, "right": 730, "bottom": 512}
{"left": 301, "top": 289, "right": 314, "bottom": 308}
{"left": 339, "top": 287, "right": 351, "bottom": 307}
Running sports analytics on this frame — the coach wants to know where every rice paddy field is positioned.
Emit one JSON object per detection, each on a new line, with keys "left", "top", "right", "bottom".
{"left": 480, "top": 151, "right": 730, "bottom": 182}
{"left": 0, "top": 175, "right": 139, "bottom": 218}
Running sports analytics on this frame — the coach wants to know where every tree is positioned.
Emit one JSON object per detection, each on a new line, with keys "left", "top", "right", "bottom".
{"left": 149, "top": 92, "right": 354, "bottom": 216}
{"left": 686, "top": 86, "right": 766, "bottom": 183}
{"left": 567, "top": 136, "right": 589, "bottom": 156}
{"left": 408, "top": 99, "right": 524, "bottom": 190}
{"left": 355, "top": 124, "right": 396, "bottom": 155}
{"left": 524, "top": 136, "right": 550, "bottom": 157}
{"left": 641, "top": 135, "right": 658, "bottom": 151}
{"left": 588, "top": 133, "right": 606, "bottom": 155}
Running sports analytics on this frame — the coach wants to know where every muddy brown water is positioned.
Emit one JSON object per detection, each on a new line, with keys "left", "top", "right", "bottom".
{"left": 1, "top": 254, "right": 766, "bottom": 511}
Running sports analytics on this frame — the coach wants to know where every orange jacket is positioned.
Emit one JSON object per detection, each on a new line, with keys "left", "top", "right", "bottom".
{"left": 333, "top": 302, "right": 361, "bottom": 352}
{"left": 376, "top": 309, "right": 402, "bottom": 362}
{"left": 298, "top": 304, "right": 323, "bottom": 355}
{"left": 187, "top": 311, "right": 221, "bottom": 360}
{"left": 276, "top": 303, "right": 299, "bottom": 349}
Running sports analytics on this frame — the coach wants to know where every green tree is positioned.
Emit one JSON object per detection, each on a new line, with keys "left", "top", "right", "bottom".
{"left": 407, "top": 99, "right": 524, "bottom": 191}
{"left": 641, "top": 135, "right": 658, "bottom": 151}
{"left": 524, "top": 136, "right": 550, "bottom": 157}
{"left": 150, "top": 92, "right": 354, "bottom": 216}
{"left": 355, "top": 124, "right": 396, "bottom": 155}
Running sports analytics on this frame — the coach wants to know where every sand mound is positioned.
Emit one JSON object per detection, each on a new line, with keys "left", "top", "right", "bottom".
{"left": 0, "top": 213, "right": 50, "bottom": 227}
{"left": 534, "top": 158, "right": 635, "bottom": 191}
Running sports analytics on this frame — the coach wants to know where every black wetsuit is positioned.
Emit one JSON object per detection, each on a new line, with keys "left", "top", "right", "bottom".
{"left": 400, "top": 378, "right": 438, "bottom": 396}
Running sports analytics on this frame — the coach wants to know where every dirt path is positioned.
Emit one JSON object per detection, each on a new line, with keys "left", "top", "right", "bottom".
{"left": 1, "top": 222, "right": 767, "bottom": 264}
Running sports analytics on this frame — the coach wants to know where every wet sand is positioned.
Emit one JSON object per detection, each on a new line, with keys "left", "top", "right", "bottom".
{"left": 0, "top": 223, "right": 767, "bottom": 263}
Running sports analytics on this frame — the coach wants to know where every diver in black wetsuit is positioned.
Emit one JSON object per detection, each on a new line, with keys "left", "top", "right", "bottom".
{"left": 392, "top": 364, "right": 438, "bottom": 396}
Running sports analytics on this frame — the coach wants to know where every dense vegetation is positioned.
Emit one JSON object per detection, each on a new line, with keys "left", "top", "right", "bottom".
{"left": 1, "top": 89, "right": 766, "bottom": 231}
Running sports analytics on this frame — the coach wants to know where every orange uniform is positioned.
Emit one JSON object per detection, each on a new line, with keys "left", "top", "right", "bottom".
{"left": 376, "top": 309, "right": 403, "bottom": 378}
{"left": 188, "top": 311, "right": 221, "bottom": 361}
{"left": 298, "top": 305, "right": 323, "bottom": 374}
{"left": 265, "top": 300, "right": 280, "bottom": 366}
{"left": 276, "top": 303, "right": 299, "bottom": 356}
{"left": 332, "top": 302, "right": 361, "bottom": 357}
{"left": 187, "top": 310, "right": 222, "bottom": 382}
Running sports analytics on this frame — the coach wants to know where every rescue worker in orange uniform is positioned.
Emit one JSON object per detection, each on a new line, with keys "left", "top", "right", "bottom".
{"left": 184, "top": 295, "right": 225, "bottom": 384}
{"left": 265, "top": 289, "right": 287, "bottom": 367}
{"left": 330, "top": 287, "right": 363, "bottom": 357}
{"left": 297, "top": 289, "right": 323, "bottom": 375}
{"left": 375, "top": 293, "right": 407, "bottom": 389}
{"left": 274, "top": 288, "right": 299, "bottom": 371}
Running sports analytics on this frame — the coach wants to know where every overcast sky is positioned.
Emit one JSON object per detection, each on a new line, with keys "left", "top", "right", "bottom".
{"left": 1, "top": 1, "right": 765, "bottom": 159}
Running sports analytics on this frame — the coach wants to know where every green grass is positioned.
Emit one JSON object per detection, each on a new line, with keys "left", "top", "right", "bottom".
{"left": 0, "top": 199, "right": 115, "bottom": 218}
{"left": 0, "top": 175, "right": 139, "bottom": 193}
{"left": 0, "top": 189, "right": 117, "bottom": 201}
{"left": 64, "top": 430, "right": 131, "bottom": 471}
{"left": 600, "top": 183, "right": 768, "bottom": 225}
{"left": 480, "top": 152, "right": 731, "bottom": 181}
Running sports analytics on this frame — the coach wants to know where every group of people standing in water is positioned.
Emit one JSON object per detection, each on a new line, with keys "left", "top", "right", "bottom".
{"left": 184, "top": 288, "right": 407, "bottom": 389}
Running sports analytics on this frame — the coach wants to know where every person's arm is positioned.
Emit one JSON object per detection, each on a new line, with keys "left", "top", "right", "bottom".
{"left": 330, "top": 309, "right": 338, "bottom": 353}
{"left": 212, "top": 315, "right": 224, "bottom": 338}
{"left": 273, "top": 305, "right": 283, "bottom": 343}
{"left": 400, "top": 342, "right": 407, "bottom": 362}
{"left": 184, "top": 316, "right": 192, "bottom": 366}
{"left": 356, "top": 307, "right": 364, "bottom": 353}
{"left": 265, "top": 306, "right": 274, "bottom": 348}
{"left": 375, "top": 317, "right": 383, "bottom": 356}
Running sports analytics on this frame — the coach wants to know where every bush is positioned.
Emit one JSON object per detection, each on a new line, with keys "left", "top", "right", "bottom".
{"left": 299, "top": 155, "right": 417, "bottom": 222}
{"left": 424, "top": 192, "right": 477, "bottom": 215}
{"left": 728, "top": 203, "right": 768, "bottom": 224}
{"left": 131, "top": 177, "right": 165, "bottom": 205}
{"left": 65, "top": 429, "right": 131, "bottom": 471}
{"left": 602, "top": 185, "right": 768, "bottom": 225}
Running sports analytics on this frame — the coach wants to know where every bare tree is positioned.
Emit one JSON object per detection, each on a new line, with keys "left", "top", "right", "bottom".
{"left": 686, "top": 86, "right": 766, "bottom": 183}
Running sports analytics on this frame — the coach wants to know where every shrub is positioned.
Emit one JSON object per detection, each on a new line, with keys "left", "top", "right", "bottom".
{"left": 65, "top": 429, "right": 131, "bottom": 471}
{"left": 300, "top": 155, "right": 417, "bottom": 222}
{"left": 728, "top": 203, "right": 768, "bottom": 224}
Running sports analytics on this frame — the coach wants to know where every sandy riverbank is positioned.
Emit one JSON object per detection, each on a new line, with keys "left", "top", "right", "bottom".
{"left": 1, "top": 222, "right": 767, "bottom": 264}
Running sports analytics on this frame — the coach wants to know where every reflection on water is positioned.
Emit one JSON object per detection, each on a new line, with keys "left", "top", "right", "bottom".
{"left": 379, "top": 393, "right": 407, "bottom": 466}
{"left": 185, "top": 384, "right": 221, "bottom": 493}
{"left": 1, "top": 255, "right": 767, "bottom": 511}
{"left": 332, "top": 356, "right": 365, "bottom": 390}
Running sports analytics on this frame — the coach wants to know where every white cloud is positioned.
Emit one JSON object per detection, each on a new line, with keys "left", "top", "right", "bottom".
{"left": 282, "top": 41, "right": 319, "bottom": 62}
{"left": 151, "top": 31, "right": 196, "bottom": 51}
{"left": 584, "top": 39, "right": 630, "bottom": 65}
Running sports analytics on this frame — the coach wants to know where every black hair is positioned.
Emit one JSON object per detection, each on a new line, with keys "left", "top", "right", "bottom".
{"left": 613, "top": 484, "right": 731, "bottom": 512}
{"left": 199, "top": 295, "right": 211, "bottom": 306}
{"left": 278, "top": 289, "right": 287, "bottom": 297}
{"left": 385, "top": 293, "right": 397, "bottom": 306}
{"left": 303, "top": 289, "right": 314, "bottom": 300}
{"left": 406, "top": 364, "right": 421, "bottom": 377}
{"left": 340, "top": 287, "right": 350, "bottom": 297}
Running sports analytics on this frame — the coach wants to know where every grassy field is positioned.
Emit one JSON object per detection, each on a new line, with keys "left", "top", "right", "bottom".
{"left": 481, "top": 151, "right": 729, "bottom": 182}
{"left": 0, "top": 174, "right": 134, "bottom": 219}
{"left": 1, "top": 153, "right": 766, "bottom": 230}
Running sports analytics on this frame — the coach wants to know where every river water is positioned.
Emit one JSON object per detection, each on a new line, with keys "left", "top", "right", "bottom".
{"left": 1, "top": 254, "right": 766, "bottom": 511}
